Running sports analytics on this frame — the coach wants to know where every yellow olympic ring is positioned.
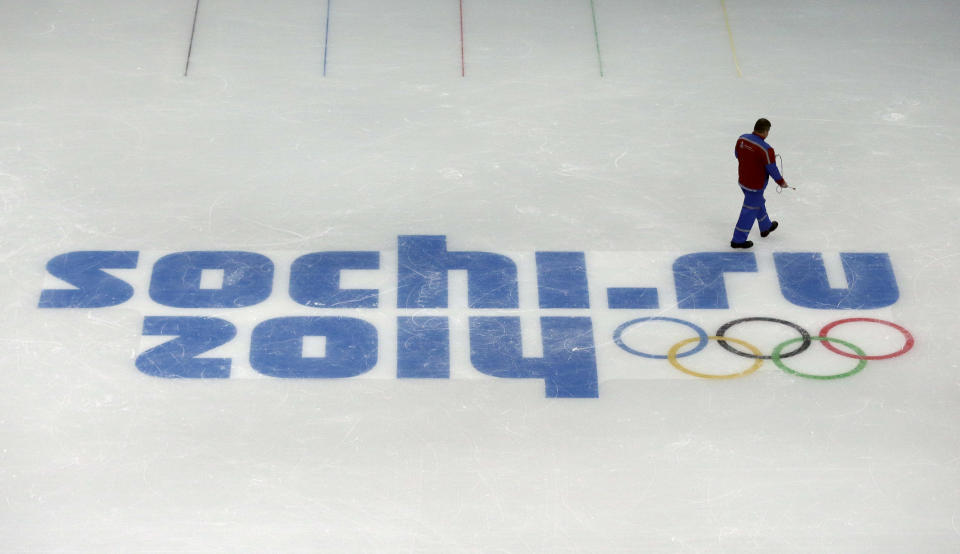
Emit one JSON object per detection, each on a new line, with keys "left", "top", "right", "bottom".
{"left": 667, "top": 336, "right": 764, "bottom": 379}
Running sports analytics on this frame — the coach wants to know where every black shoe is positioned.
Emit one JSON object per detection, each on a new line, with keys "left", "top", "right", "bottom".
{"left": 760, "top": 221, "right": 779, "bottom": 238}
{"left": 730, "top": 240, "right": 753, "bottom": 249}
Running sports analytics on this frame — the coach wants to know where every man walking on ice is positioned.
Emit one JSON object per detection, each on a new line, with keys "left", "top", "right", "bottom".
{"left": 731, "top": 118, "right": 789, "bottom": 248}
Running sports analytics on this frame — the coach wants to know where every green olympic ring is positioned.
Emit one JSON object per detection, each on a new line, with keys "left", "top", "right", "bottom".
{"left": 771, "top": 336, "right": 868, "bottom": 380}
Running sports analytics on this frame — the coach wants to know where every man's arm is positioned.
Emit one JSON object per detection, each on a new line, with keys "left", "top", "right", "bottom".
{"left": 765, "top": 147, "right": 787, "bottom": 187}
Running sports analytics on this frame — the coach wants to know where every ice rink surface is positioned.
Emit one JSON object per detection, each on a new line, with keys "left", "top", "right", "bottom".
{"left": 2, "top": 0, "right": 959, "bottom": 551}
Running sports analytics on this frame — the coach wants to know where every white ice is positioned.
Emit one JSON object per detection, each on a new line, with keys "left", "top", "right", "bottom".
{"left": 1, "top": 0, "right": 959, "bottom": 551}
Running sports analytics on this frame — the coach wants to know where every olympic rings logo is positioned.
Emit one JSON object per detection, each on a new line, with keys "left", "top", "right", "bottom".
{"left": 613, "top": 317, "right": 915, "bottom": 380}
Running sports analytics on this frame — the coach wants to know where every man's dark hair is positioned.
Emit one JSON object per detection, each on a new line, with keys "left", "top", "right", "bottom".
{"left": 754, "top": 118, "right": 772, "bottom": 133}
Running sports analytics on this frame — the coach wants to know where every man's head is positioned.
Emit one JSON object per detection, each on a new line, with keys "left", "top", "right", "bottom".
{"left": 754, "top": 118, "right": 772, "bottom": 138}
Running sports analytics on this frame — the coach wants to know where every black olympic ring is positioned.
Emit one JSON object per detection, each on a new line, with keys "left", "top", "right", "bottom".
{"left": 715, "top": 317, "right": 812, "bottom": 360}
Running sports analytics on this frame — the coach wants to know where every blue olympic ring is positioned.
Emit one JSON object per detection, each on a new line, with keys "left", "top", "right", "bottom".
{"left": 613, "top": 317, "right": 708, "bottom": 359}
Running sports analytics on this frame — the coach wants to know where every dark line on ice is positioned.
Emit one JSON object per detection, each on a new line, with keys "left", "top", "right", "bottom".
{"left": 459, "top": 0, "right": 466, "bottom": 77}
{"left": 589, "top": 0, "right": 604, "bottom": 77}
{"left": 184, "top": 0, "right": 201, "bottom": 76}
{"left": 322, "top": 0, "right": 332, "bottom": 76}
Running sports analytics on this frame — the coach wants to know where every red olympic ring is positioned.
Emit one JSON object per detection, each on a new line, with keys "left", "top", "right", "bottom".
{"left": 818, "top": 318, "right": 915, "bottom": 361}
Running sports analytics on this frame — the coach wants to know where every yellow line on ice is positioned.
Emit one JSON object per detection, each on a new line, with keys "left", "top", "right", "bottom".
{"left": 721, "top": 0, "right": 744, "bottom": 77}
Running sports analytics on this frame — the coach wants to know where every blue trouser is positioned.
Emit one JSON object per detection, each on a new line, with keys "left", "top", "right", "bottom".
{"left": 732, "top": 185, "right": 773, "bottom": 243}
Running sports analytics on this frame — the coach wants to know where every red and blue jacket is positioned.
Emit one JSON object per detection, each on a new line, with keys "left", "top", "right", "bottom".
{"left": 735, "top": 133, "right": 785, "bottom": 190}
